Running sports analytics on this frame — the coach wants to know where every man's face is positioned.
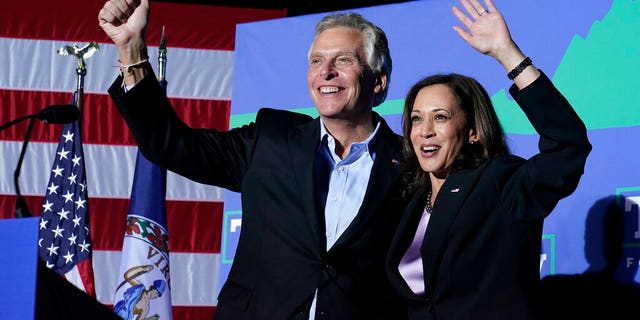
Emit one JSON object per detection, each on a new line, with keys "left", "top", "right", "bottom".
{"left": 307, "top": 27, "right": 379, "bottom": 121}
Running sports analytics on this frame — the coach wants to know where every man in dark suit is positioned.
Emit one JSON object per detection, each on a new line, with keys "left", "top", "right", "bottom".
{"left": 98, "top": 0, "right": 406, "bottom": 319}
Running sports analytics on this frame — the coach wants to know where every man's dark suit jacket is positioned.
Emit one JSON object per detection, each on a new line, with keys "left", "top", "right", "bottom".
{"left": 109, "top": 74, "right": 407, "bottom": 320}
{"left": 387, "top": 73, "right": 592, "bottom": 320}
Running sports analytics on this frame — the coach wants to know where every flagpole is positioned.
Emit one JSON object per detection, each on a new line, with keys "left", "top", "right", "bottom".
{"left": 75, "top": 58, "right": 85, "bottom": 113}
{"left": 113, "top": 27, "right": 173, "bottom": 319}
{"left": 158, "top": 25, "right": 167, "bottom": 88}
{"left": 57, "top": 41, "right": 100, "bottom": 114}
{"left": 37, "top": 41, "right": 101, "bottom": 297}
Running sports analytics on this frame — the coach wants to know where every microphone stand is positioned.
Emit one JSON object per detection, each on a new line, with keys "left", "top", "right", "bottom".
{"left": 0, "top": 115, "right": 35, "bottom": 132}
{"left": 14, "top": 118, "right": 36, "bottom": 218}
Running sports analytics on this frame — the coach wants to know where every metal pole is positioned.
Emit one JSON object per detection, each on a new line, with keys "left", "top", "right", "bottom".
{"left": 57, "top": 41, "right": 100, "bottom": 113}
{"left": 158, "top": 26, "right": 168, "bottom": 89}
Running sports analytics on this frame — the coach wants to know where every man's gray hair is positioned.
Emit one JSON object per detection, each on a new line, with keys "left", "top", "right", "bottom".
{"left": 311, "top": 12, "right": 392, "bottom": 107}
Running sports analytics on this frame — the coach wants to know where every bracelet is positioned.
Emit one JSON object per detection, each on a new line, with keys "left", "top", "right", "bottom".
{"left": 119, "top": 58, "right": 149, "bottom": 76}
{"left": 507, "top": 57, "right": 532, "bottom": 80}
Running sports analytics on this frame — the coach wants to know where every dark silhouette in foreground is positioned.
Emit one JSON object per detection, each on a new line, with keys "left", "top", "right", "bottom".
{"left": 541, "top": 195, "right": 640, "bottom": 319}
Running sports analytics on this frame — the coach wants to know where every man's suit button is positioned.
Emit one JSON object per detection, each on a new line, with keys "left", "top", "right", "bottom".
{"left": 295, "top": 305, "right": 307, "bottom": 317}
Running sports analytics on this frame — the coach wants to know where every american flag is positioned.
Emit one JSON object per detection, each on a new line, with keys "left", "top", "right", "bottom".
{"left": 37, "top": 94, "right": 95, "bottom": 296}
{"left": 0, "top": 0, "right": 285, "bottom": 318}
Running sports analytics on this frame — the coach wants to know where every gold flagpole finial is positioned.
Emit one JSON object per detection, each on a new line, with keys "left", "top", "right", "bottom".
{"left": 158, "top": 26, "right": 167, "bottom": 82}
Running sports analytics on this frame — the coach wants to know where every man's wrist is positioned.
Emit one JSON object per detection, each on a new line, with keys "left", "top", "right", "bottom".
{"left": 117, "top": 37, "right": 149, "bottom": 65}
{"left": 120, "top": 60, "right": 150, "bottom": 87}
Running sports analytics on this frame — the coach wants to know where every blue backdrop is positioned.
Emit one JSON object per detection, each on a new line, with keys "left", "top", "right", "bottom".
{"left": 219, "top": 0, "right": 640, "bottom": 295}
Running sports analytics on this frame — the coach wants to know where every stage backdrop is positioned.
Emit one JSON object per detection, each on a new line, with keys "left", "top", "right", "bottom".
{"left": 0, "top": 0, "right": 285, "bottom": 319}
{"left": 220, "top": 0, "right": 640, "bottom": 294}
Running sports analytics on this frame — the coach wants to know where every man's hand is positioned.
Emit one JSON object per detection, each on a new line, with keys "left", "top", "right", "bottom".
{"left": 98, "top": 0, "right": 149, "bottom": 64}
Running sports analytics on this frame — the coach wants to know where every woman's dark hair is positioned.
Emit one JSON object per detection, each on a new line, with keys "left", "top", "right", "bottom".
{"left": 401, "top": 73, "right": 509, "bottom": 197}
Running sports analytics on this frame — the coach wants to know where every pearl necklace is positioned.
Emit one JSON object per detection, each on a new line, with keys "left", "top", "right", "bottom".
{"left": 425, "top": 190, "right": 433, "bottom": 214}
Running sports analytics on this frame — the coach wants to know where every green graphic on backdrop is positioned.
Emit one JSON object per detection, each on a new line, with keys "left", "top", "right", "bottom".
{"left": 230, "top": 0, "right": 639, "bottom": 134}
{"left": 495, "top": 0, "right": 640, "bottom": 134}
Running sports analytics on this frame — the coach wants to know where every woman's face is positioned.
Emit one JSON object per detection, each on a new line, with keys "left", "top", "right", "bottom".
{"left": 409, "top": 84, "right": 475, "bottom": 178}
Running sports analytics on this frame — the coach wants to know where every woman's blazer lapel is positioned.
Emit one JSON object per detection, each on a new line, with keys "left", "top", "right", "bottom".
{"left": 420, "top": 164, "right": 488, "bottom": 295}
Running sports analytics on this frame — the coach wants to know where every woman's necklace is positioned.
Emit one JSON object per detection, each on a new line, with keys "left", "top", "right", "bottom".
{"left": 425, "top": 190, "right": 433, "bottom": 214}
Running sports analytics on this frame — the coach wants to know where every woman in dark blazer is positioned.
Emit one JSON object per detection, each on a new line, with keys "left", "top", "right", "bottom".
{"left": 387, "top": 0, "right": 591, "bottom": 319}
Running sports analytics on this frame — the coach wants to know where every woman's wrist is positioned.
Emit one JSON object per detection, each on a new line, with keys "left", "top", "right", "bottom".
{"left": 492, "top": 41, "right": 526, "bottom": 73}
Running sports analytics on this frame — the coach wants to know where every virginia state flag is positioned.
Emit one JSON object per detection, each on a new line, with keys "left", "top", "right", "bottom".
{"left": 113, "top": 153, "right": 172, "bottom": 320}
